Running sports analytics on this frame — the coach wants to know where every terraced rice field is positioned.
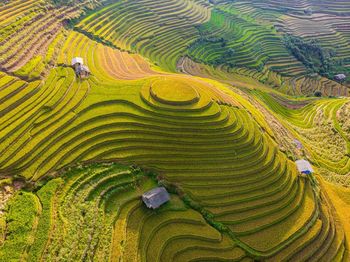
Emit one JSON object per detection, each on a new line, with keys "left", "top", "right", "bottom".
{"left": 0, "top": 0, "right": 108, "bottom": 81}
{"left": 71, "top": 0, "right": 349, "bottom": 95}
{"left": 75, "top": 0, "right": 211, "bottom": 71}
{"left": 186, "top": 1, "right": 350, "bottom": 95}
{"left": 188, "top": 7, "right": 306, "bottom": 77}
{"left": 0, "top": 57, "right": 348, "bottom": 259}
{"left": 1, "top": 0, "right": 350, "bottom": 261}
{"left": 180, "top": 56, "right": 349, "bottom": 97}
{"left": 1, "top": 163, "right": 249, "bottom": 261}
{"left": 246, "top": 0, "right": 350, "bottom": 15}
{"left": 58, "top": 31, "right": 164, "bottom": 81}
{"left": 251, "top": 91, "right": 350, "bottom": 185}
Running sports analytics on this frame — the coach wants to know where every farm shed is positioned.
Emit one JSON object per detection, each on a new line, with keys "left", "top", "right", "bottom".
{"left": 71, "top": 57, "right": 90, "bottom": 78}
{"left": 142, "top": 187, "right": 170, "bottom": 209}
{"left": 295, "top": 159, "right": 313, "bottom": 175}
{"left": 335, "top": 74, "right": 346, "bottom": 81}
{"left": 71, "top": 57, "right": 84, "bottom": 66}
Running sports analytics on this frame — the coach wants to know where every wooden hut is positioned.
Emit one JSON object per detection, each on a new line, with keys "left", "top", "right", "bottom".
{"left": 71, "top": 57, "right": 90, "bottom": 78}
{"left": 142, "top": 187, "right": 170, "bottom": 209}
{"left": 295, "top": 159, "right": 313, "bottom": 175}
{"left": 335, "top": 74, "right": 346, "bottom": 81}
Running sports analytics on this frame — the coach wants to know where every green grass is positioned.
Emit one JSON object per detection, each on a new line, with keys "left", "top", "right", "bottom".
{"left": 0, "top": 191, "right": 40, "bottom": 260}
{"left": 27, "top": 178, "right": 63, "bottom": 262}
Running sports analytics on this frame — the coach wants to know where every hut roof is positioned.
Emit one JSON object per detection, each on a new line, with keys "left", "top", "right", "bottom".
{"left": 72, "top": 57, "right": 84, "bottom": 66}
{"left": 335, "top": 74, "right": 346, "bottom": 80}
{"left": 295, "top": 159, "right": 313, "bottom": 173}
{"left": 81, "top": 65, "right": 90, "bottom": 73}
{"left": 142, "top": 187, "right": 170, "bottom": 209}
{"left": 294, "top": 139, "right": 303, "bottom": 149}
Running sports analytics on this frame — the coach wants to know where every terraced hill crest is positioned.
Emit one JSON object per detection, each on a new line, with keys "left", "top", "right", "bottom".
{"left": 0, "top": 0, "right": 349, "bottom": 261}
{"left": 150, "top": 78, "right": 200, "bottom": 105}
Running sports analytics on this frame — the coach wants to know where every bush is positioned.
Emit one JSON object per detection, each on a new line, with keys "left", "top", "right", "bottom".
{"left": 314, "top": 91, "right": 322, "bottom": 97}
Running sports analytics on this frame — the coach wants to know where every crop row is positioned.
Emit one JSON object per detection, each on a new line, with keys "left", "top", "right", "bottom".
{"left": 75, "top": 0, "right": 211, "bottom": 71}
{"left": 0, "top": 0, "right": 103, "bottom": 78}
{"left": 0, "top": 62, "right": 346, "bottom": 259}
{"left": 253, "top": 90, "right": 350, "bottom": 178}
{"left": 1, "top": 163, "right": 249, "bottom": 261}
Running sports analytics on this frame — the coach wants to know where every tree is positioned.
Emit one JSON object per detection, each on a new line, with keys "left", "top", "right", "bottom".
{"left": 314, "top": 91, "right": 322, "bottom": 97}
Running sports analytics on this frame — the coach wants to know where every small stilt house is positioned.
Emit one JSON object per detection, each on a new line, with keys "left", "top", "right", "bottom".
{"left": 334, "top": 74, "right": 346, "bottom": 82}
{"left": 142, "top": 187, "right": 170, "bottom": 209}
{"left": 71, "top": 57, "right": 90, "bottom": 78}
{"left": 295, "top": 159, "right": 313, "bottom": 175}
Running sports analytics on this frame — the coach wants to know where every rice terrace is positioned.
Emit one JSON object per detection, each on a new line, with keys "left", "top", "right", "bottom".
{"left": 1, "top": 0, "right": 350, "bottom": 261}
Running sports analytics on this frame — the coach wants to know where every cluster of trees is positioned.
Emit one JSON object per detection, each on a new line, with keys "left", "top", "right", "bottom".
{"left": 51, "top": 0, "right": 97, "bottom": 6}
{"left": 283, "top": 34, "right": 345, "bottom": 79}
{"left": 196, "top": 36, "right": 227, "bottom": 46}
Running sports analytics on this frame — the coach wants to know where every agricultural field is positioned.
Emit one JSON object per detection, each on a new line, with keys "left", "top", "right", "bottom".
{"left": 0, "top": 0, "right": 350, "bottom": 261}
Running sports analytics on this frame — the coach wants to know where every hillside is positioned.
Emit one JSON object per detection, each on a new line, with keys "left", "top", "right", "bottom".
{"left": 0, "top": 0, "right": 349, "bottom": 261}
